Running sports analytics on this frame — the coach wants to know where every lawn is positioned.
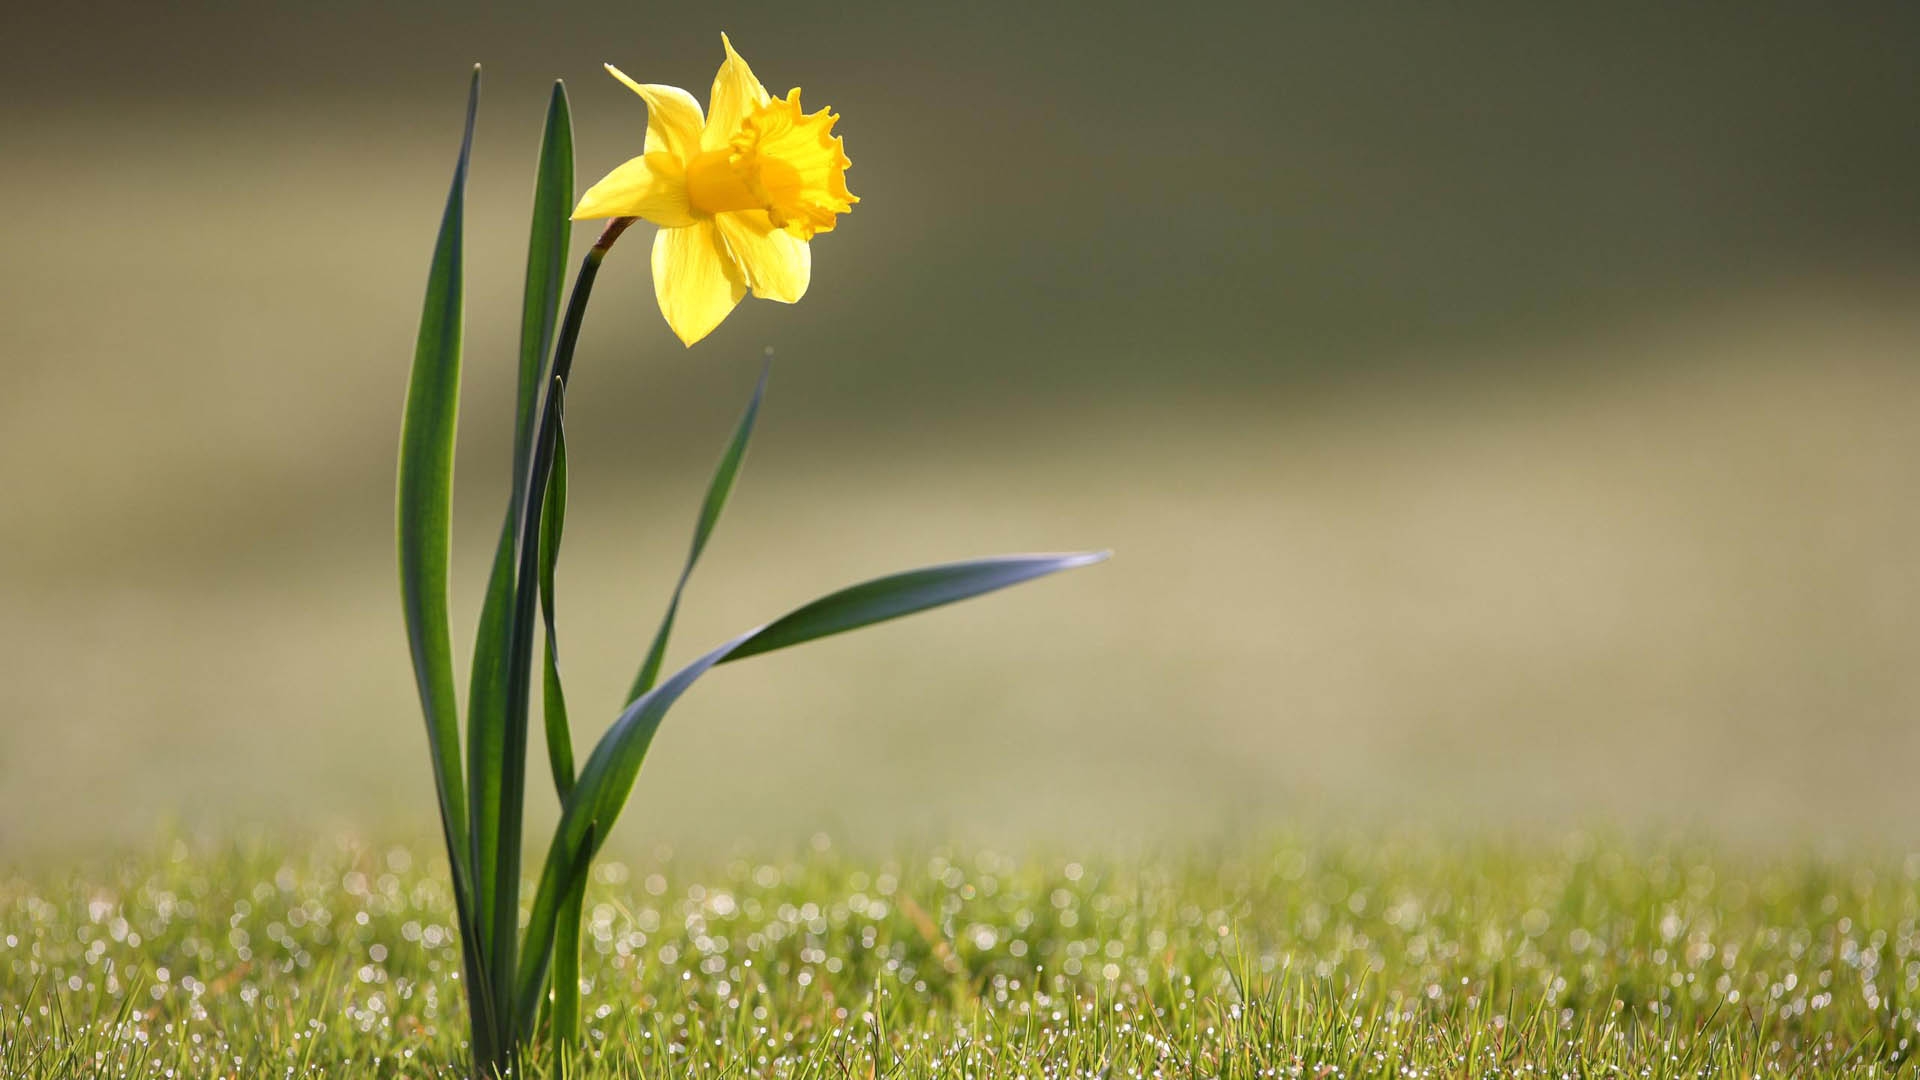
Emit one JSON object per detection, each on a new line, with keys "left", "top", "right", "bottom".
{"left": 4, "top": 831, "right": 1915, "bottom": 1077}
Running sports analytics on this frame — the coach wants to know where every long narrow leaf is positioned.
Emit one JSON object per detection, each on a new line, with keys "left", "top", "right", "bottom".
{"left": 528, "top": 89, "right": 577, "bottom": 807}
{"left": 540, "top": 379, "right": 574, "bottom": 799}
{"left": 465, "top": 80, "right": 576, "bottom": 989}
{"left": 517, "top": 82, "right": 575, "bottom": 500}
{"left": 720, "top": 555, "right": 1106, "bottom": 664}
{"left": 548, "top": 824, "right": 593, "bottom": 1074}
{"left": 626, "top": 358, "right": 771, "bottom": 704}
{"left": 515, "top": 551, "right": 1107, "bottom": 1023}
{"left": 464, "top": 532, "right": 514, "bottom": 959}
{"left": 396, "top": 66, "right": 477, "bottom": 873}
{"left": 395, "top": 65, "right": 498, "bottom": 1066}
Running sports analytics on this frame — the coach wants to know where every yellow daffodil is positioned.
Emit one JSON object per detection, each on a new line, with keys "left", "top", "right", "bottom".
{"left": 573, "top": 34, "right": 857, "bottom": 347}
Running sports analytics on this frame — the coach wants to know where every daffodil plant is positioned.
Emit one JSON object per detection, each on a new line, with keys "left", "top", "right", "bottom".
{"left": 395, "top": 40, "right": 1103, "bottom": 1077}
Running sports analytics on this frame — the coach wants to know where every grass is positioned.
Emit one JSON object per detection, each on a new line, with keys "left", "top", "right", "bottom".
{"left": 3, "top": 831, "right": 1916, "bottom": 1078}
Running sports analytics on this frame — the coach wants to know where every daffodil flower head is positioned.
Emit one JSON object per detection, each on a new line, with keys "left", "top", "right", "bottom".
{"left": 573, "top": 34, "right": 858, "bottom": 346}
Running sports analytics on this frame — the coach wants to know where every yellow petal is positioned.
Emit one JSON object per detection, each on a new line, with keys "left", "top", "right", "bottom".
{"left": 572, "top": 152, "right": 693, "bottom": 226}
{"left": 651, "top": 221, "right": 746, "bottom": 347}
{"left": 714, "top": 210, "right": 811, "bottom": 303}
{"left": 604, "top": 64, "right": 704, "bottom": 162}
{"left": 704, "top": 33, "right": 771, "bottom": 152}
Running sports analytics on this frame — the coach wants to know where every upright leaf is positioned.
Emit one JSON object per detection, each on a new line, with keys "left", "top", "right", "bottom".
{"left": 466, "top": 79, "right": 576, "bottom": 976}
{"left": 515, "top": 551, "right": 1108, "bottom": 1024}
{"left": 396, "top": 65, "right": 498, "bottom": 1067}
{"left": 626, "top": 358, "right": 771, "bottom": 703}
{"left": 396, "top": 64, "right": 477, "bottom": 889}
{"left": 464, "top": 532, "right": 516, "bottom": 959}
{"left": 547, "top": 824, "right": 594, "bottom": 1076}
{"left": 526, "top": 89, "right": 578, "bottom": 811}
{"left": 517, "top": 83, "right": 575, "bottom": 499}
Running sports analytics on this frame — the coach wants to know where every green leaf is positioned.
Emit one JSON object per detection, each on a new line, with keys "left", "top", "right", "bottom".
{"left": 626, "top": 357, "right": 771, "bottom": 704}
{"left": 527, "top": 90, "right": 577, "bottom": 810}
{"left": 547, "top": 824, "right": 593, "bottom": 1073}
{"left": 518, "top": 82, "right": 575, "bottom": 505}
{"left": 540, "top": 379, "right": 574, "bottom": 799}
{"left": 463, "top": 526, "right": 513, "bottom": 968}
{"left": 396, "top": 65, "right": 476, "bottom": 872}
{"left": 396, "top": 65, "right": 498, "bottom": 1065}
{"left": 464, "top": 79, "right": 575, "bottom": 975}
{"left": 718, "top": 553, "right": 1108, "bottom": 665}
{"left": 514, "top": 551, "right": 1108, "bottom": 1023}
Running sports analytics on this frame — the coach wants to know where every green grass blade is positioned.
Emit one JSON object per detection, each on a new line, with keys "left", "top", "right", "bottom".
{"left": 626, "top": 357, "right": 771, "bottom": 704}
{"left": 396, "top": 64, "right": 498, "bottom": 1068}
{"left": 540, "top": 379, "right": 574, "bottom": 799}
{"left": 515, "top": 551, "right": 1107, "bottom": 1024}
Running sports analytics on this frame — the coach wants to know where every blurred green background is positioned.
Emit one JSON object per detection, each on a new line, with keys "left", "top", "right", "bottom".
{"left": 3, "top": 2, "right": 1917, "bottom": 856}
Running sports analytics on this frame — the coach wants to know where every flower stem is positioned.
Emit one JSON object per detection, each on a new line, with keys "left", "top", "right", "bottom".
{"left": 546, "top": 217, "right": 636, "bottom": 395}
{"left": 490, "top": 215, "right": 635, "bottom": 1062}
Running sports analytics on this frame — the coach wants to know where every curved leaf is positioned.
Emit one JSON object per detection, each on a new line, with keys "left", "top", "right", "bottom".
{"left": 396, "top": 65, "right": 476, "bottom": 869}
{"left": 514, "top": 550, "right": 1108, "bottom": 1023}
{"left": 395, "top": 64, "right": 497, "bottom": 1065}
{"left": 626, "top": 357, "right": 771, "bottom": 703}
{"left": 719, "top": 554, "right": 1105, "bottom": 665}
